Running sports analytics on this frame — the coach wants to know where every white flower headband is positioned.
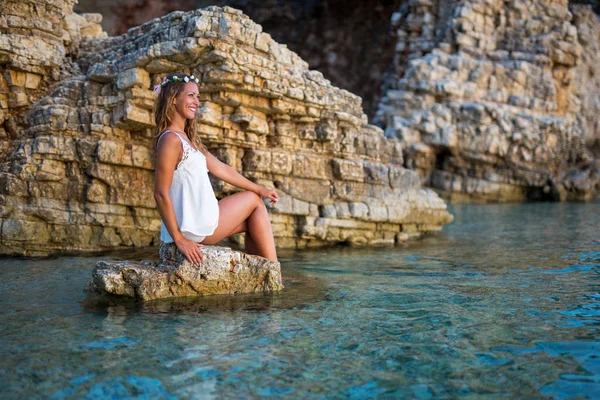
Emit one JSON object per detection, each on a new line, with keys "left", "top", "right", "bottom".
{"left": 153, "top": 75, "right": 199, "bottom": 94}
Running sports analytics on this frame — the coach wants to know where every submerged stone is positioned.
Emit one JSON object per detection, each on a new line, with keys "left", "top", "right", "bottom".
{"left": 86, "top": 244, "right": 283, "bottom": 300}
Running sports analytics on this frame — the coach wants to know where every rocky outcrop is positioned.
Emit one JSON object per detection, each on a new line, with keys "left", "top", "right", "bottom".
{"left": 572, "top": 5, "right": 600, "bottom": 159}
{"left": 86, "top": 243, "right": 283, "bottom": 300}
{"left": 0, "top": 0, "right": 105, "bottom": 128}
{"left": 76, "top": 0, "right": 405, "bottom": 118}
{"left": 0, "top": 4, "right": 452, "bottom": 256}
{"left": 376, "top": 0, "right": 600, "bottom": 201}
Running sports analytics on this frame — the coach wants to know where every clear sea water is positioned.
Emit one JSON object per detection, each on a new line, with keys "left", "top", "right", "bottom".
{"left": 1, "top": 203, "right": 599, "bottom": 399}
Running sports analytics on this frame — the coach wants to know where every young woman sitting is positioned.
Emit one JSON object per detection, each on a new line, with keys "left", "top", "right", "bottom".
{"left": 153, "top": 73, "right": 279, "bottom": 265}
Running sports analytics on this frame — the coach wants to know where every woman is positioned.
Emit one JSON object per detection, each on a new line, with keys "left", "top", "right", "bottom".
{"left": 153, "top": 73, "right": 279, "bottom": 264}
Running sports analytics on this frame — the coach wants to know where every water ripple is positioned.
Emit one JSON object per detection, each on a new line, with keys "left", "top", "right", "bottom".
{"left": 1, "top": 203, "right": 599, "bottom": 398}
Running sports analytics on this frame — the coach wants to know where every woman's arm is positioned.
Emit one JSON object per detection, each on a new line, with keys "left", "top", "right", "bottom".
{"left": 154, "top": 133, "right": 204, "bottom": 264}
{"left": 205, "top": 152, "right": 279, "bottom": 204}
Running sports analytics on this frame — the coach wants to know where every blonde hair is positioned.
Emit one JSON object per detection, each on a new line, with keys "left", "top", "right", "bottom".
{"left": 153, "top": 73, "right": 206, "bottom": 154}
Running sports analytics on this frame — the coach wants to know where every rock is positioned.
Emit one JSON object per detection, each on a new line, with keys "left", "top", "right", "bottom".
{"left": 0, "top": 3, "right": 453, "bottom": 256}
{"left": 86, "top": 243, "right": 283, "bottom": 300}
{"left": 376, "top": 0, "right": 600, "bottom": 202}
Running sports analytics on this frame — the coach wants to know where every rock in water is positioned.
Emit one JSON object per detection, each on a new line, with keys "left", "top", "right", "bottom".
{"left": 86, "top": 244, "right": 283, "bottom": 300}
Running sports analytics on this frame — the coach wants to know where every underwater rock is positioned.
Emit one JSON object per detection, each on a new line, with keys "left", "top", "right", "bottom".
{"left": 86, "top": 243, "right": 283, "bottom": 300}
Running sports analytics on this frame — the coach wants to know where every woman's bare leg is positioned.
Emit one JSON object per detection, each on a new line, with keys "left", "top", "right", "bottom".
{"left": 245, "top": 199, "right": 277, "bottom": 260}
{"left": 244, "top": 232, "right": 259, "bottom": 255}
{"left": 202, "top": 191, "right": 277, "bottom": 261}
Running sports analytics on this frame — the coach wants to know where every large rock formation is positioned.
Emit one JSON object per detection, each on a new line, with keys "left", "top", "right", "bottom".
{"left": 376, "top": 0, "right": 600, "bottom": 201}
{"left": 0, "top": 0, "right": 105, "bottom": 123}
{"left": 0, "top": 3, "right": 452, "bottom": 256}
{"left": 86, "top": 243, "right": 283, "bottom": 300}
{"left": 572, "top": 5, "right": 600, "bottom": 159}
{"left": 76, "top": 0, "right": 405, "bottom": 118}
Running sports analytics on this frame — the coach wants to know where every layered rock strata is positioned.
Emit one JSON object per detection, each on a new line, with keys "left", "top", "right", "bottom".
{"left": 86, "top": 243, "right": 283, "bottom": 300}
{"left": 0, "top": 0, "right": 105, "bottom": 128}
{"left": 79, "top": 0, "right": 405, "bottom": 118}
{"left": 0, "top": 4, "right": 452, "bottom": 256}
{"left": 572, "top": 5, "right": 600, "bottom": 159}
{"left": 376, "top": 0, "right": 600, "bottom": 201}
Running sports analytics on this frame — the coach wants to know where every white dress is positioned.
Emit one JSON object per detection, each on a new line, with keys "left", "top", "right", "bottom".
{"left": 159, "top": 130, "right": 219, "bottom": 243}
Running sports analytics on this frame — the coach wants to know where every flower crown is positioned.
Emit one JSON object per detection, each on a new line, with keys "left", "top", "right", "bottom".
{"left": 153, "top": 74, "right": 199, "bottom": 94}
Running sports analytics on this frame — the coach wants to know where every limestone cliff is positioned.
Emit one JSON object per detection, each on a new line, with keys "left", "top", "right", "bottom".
{"left": 0, "top": 3, "right": 452, "bottom": 256}
{"left": 572, "top": 5, "right": 600, "bottom": 159}
{"left": 376, "top": 0, "right": 600, "bottom": 201}
{"left": 76, "top": 0, "right": 405, "bottom": 119}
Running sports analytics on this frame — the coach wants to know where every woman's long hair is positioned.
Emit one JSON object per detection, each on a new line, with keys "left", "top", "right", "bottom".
{"left": 153, "top": 73, "right": 206, "bottom": 154}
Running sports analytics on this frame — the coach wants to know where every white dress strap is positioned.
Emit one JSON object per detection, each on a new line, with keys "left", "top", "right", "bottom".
{"left": 158, "top": 130, "right": 194, "bottom": 168}
{"left": 157, "top": 129, "right": 175, "bottom": 142}
{"left": 158, "top": 129, "right": 186, "bottom": 145}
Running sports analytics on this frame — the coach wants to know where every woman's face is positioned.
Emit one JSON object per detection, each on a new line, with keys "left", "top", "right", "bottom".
{"left": 173, "top": 82, "right": 200, "bottom": 120}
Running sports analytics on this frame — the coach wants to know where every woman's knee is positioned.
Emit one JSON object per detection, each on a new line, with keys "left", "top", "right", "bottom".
{"left": 243, "top": 191, "right": 263, "bottom": 208}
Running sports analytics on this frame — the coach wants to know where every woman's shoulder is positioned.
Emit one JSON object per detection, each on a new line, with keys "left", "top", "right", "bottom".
{"left": 157, "top": 130, "right": 182, "bottom": 148}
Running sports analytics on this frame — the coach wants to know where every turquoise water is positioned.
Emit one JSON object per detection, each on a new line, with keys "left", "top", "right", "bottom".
{"left": 1, "top": 203, "right": 599, "bottom": 399}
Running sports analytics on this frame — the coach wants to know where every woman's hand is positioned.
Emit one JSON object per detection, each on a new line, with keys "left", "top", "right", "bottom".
{"left": 257, "top": 187, "right": 279, "bottom": 205}
{"left": 175, "top": 238, "right": 204, "bottom": 265}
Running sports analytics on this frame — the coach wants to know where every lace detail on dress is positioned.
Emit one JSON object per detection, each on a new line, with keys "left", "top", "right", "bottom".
{"left": 158, "top": 130, "right": 194, "bottom": 170}
{"left": 158, "top": 130, "right": 205, "bottom": 170}
{"left": 176, "top": 137, "right": 193, "bottom": 170}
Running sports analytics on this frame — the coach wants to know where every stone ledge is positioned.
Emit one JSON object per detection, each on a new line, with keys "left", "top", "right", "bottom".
{"left": 85, "top": 243, "right": 283, "bottom": 300}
